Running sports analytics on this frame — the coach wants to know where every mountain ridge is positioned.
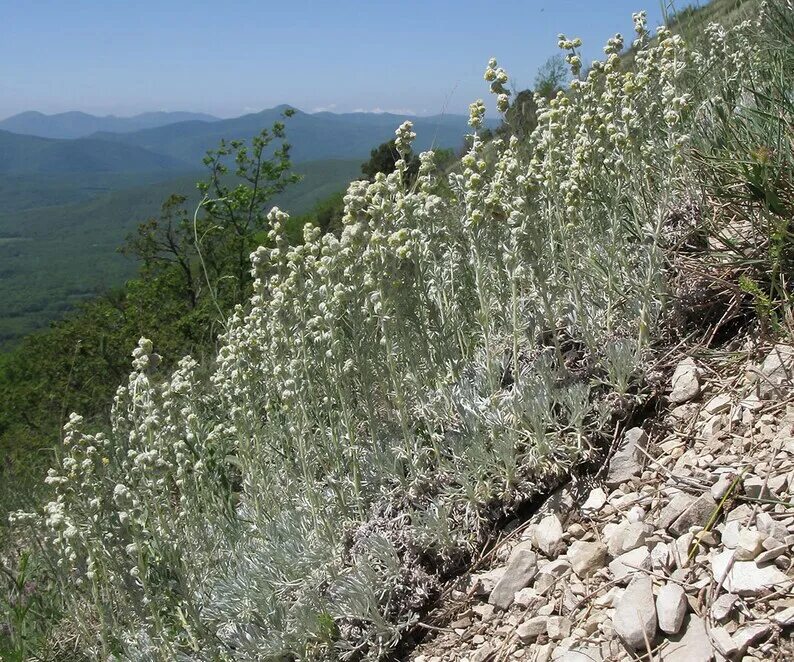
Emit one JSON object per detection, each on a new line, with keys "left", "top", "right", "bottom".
{"left": 0, "top": 110, "right": 220, "bottom": 139}
{"left": 87, "top": 105, "right": 491, "bottom": 164}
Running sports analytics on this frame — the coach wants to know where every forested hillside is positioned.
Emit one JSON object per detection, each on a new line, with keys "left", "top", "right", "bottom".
{"left": 0, "top": 130, "right": 192, "bottom": 173}
{"left": 0, "top": 159, "right": 361, "bottom": 345}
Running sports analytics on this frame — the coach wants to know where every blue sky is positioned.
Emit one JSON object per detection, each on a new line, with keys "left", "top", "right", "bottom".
{"left": 0, "top": 1, "right": 699, "bottom": 119}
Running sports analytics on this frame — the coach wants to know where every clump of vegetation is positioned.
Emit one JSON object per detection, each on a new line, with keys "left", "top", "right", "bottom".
{"left": 6, "top": 1, "right": 792, "bottom": 659}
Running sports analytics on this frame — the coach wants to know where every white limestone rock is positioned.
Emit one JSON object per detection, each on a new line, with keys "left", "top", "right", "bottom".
{"left": 655, "top": 583, "right": 687, "bottom": 634}
{"left": 657, "top": 492, "right": 695, "bottom": 531}
{"left": 606, "top": 427, "right": 648, "bottom": 487}
{"left": 711, "top": 549, "right": 792, "bottom": 596}
{"left": 710, "top": 592, "right": 738, "bottom": 622}
{"left": 668, "top": 492, "right": 717, "bottom": 537}
{"left": 661, "top": 615, "right": 712, "bottom": 662}
{"left": 670, "top": 358, "right": 701, "bottom": 404}
{"left": 581, "top": 487, "right": 607, "bottom": 514}
{"left": 488, "top": 548, "right": 538, "bottom": 609}
{"left": 609, "top": 546, "right": 651, "bottom": 584}
{"left": 734, "top": 528, "right": 765, "bottom": 561}
{"left": 614, "top": 574, "right": 657, "bottom": 651}
{"left": 533, "top": 514, "right": 565, "bottom": 558}
{"left": 606, "top": 521, "right": 650, "bottom": 557}
{"left": 566, "top": 540, "right": 607, "bottom": 578}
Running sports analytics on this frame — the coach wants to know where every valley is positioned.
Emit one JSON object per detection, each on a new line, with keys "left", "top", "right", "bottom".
{"left": 0, "top": 107, "right": 480, "bottom": 346}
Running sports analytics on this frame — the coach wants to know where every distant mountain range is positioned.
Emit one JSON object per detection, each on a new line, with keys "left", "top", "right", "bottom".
{"left": 1, "top": 106, "right": 488, "bottom": 175}
{"left": 0, "top": 110, "right": 219, "bottom": 139}
{"left": 89, "top": 105, "right": 483, "bottom": 165}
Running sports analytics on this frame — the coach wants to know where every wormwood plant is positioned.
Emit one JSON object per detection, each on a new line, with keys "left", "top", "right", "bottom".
{"left": 9, "top": 7, "right": 783, "bottom": 660}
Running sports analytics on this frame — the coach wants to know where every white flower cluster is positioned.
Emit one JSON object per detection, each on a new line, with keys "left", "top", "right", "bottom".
{"left": 12, "top": 10, "right": 771, "bottom": 660}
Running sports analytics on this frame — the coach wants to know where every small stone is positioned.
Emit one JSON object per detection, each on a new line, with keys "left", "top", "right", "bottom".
{"left": 607, "top": 521, "right": 649, "bottom": 557}
{"left": 744, "top": 476, "right": 773, "bottom": 500}
{"left": 489, "top": 549, "right": 538, "bottom": 609}
{"left": 611, "top": 490, "right": 641, "bottom": 510}
{"left": 614, "top": 574, "right": 657, "bottom": 651}
{"left": 670, "top": 358, "right": 700, "bottom": 404}
{"left": 513, "top": 587, "right": 541, "bottom": 610}
{"left": 735, "top": 529, "right": 766, "bottom": 560}
{"left": 609, "top": 546, "right": 651, "bottom": 584}
{"left": 711, "top": 549, "right": 792, "bottom": 596}
{"left": 695, "top": 529, "right": 717, "bottom": 546}
{"left": 606, "top": 428, "right": 649, "bottom": 487}
{"left": 671, "top": 532, "right": 694, "bottom": 569}
{"left": 533, "top": 643, "right": 554, "bottom": 662}
{"left": 594, "top": 586, "right": 622, "bottom": 608}
{"left": 542, "top": 558, "right": 572, "bottom": 577}
{"left": 566, "top": 540, "right": 607, "bottom": 578}
{"left": 722, "top": 520, "right": 741, "bottom": 548}
{"left": 662, "top": 614, "right": 712, "bottom": 662}
{"left": 711, "top": 626, "right": 739, "bottom": 658}
{"left": 470, "top": 567, "right": 506, "bottom": 596}
{"left": 472, "top": 642, "right": 494, "bottom": 662}
{"left": 702, "top": 414, "right": 726, "bottom": 438}
{"left": 547, "top": 616, "right": 571, "bottom": 641}
{"left": 768, "top": 473, "right": 788, "bottom": 493}
{"left": 726, "top": 503, "right": 752, "bottom": 523}
{"left": 732, "top": 623, "right": 772, "bottom": 656}
{"left": 535, "top": 573, "right": 554, "bottom": 595}
{"left": 630, "top": 507, "right": 649, "bottom": 525}
{"left": 582, "top": 615, "right": 601, "bottom": 635}
{"left": 657, "top": 492, "right": 695, "bottom": 531}
{"left": 711, "top": 474, "right": 735, "bottom": 501}
{"left": 472, "top": 603, "right": 496, "bottom": 621}
{"left": 656, "top": 583, "right": 687, "bottom": 634}
{"left": 754, "top": 344, "right": 794, "bottom": 398}
{"left": 669, "top": 493, "right": 717, "bottom": 537}
{"left": 555, "top": 649, "right": 603, "bottom": 662}
{"left": 710, "top": 592, "right": 738, "bottom": 621}
{"left": 773, "top": 606, "right": 794, "bottom": 626}
{"left": 757, "top": 511, "right": 788, "bottom": 540}
{"left": 668, "top": 403, "right": 699, "bottom": 425}
{"left": 704, "top": 393, "right": 732, "bottom": 415}
{"left": 741, "top": 394, "right": 763, "bottom": 411}
{"left": 650, "top": 542, "right": 671, "bottom": 571}
{"left": 450, "top": 616, "right": 472, "bottom": 629}
{"left": 516, "top": 616, "right": 547, "bottom": 644}
{"left": 534, "top": 514, "right": 565, "bottom": 558}
{"left": 659, "top": 437, "right": 686, "bottom": 454}
{"left": 581, "top": 488, "right": 607, "bottom": 514}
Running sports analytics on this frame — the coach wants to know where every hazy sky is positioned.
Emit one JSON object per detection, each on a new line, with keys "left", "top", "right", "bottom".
{"left": 1, "top": 1, "right": 697, "bottom": 119}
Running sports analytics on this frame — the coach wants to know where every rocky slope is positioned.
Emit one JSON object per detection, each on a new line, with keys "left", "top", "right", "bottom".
{"left": 408, "top": 342, "right": 794, "bottom": 661}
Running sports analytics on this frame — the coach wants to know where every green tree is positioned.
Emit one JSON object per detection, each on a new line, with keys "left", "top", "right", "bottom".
{"left": 361, "top": 139, "right": 420, "bottom": 182}
{"left": 124, "top": 113, "right": 300, "bottom": 313}
{"left": 534, "top": 54, "right": 568, "bottom": 99}
{"left": 498, "top": 89, "right": 539, "bottom": 139}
